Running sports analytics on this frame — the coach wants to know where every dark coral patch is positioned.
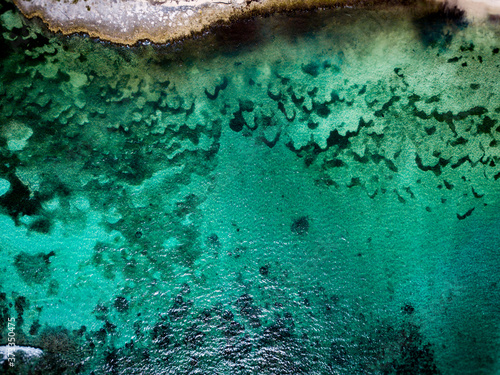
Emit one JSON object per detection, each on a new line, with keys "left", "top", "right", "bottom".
{"left": 168, "top": 295, "right": 193, "bottom": 321}
{"left": 0, "top": 175, "right": 42, "bottom": 222}
{"left": 291, "top": 216, "right": 309, "bottom": 235}
{"left": 114, "top": 296, "right": 129, "bottom": 313}
{"left": 13, "top": 251, "right": 55, "bottom": 285}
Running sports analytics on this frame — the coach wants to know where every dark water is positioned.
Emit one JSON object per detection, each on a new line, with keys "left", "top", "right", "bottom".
{"left": 0, "top": 1, "right": 500, "bottom": 374}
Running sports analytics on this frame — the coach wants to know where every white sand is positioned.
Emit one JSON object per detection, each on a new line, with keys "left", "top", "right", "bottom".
{"left": 11, "top": 0, "right": 500, "bottom": 45}
{"left": 11, "top": 0, "right": 351, "bottom": 44}
{"left": 12, "top": 0, "right": 272, "bottom": 44}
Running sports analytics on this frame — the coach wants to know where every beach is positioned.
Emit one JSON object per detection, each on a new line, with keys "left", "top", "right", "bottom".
{"left": 13, "top": 0, "right": 500, "bottom": 45}
{"left": 12, "top": 0, "right": 350, "bottom": 45}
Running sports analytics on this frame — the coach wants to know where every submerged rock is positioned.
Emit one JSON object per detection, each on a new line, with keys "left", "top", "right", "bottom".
{"left": 291, "top": 216, "right": 309, "bottom": 235}
{"left": 13, "top": 251, "right": 55, "bottom": 285}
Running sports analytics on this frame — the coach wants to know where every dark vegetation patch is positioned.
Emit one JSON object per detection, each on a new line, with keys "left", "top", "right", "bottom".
{"left": 477, "top": 116, "right": 497, "bottom": 134}
{"left": 447, "top": 56, "right": 461, "bottom": 63}
{"left": 259, "top": 264, "right": 269, "bottom": 276}
{"left": 4, "top": 287, "right": 443, "bottom": 374}
{"left": 29, "top": 217, "right": 52, "bottom": 234}
{"left": 457, "top": 207, "right": 475, "bottom": 220}
{"left": 0, "top": 175, "right": 42, "bottom": 223}
{"left": 13, "top": 251, "right": 55, "bottom": 285}
{"left": 114, "top": 296, "right": 129, "bottom": 313}
{"left": 29, "top": 319, "right": 42, "bottom": 335}
{"left": 415, "top": 154, "right": 449, "bottom": 176}
{"left": 301, "top": 61, "right": 321, "bottom": 77}
{"left": 168, "top": 294, "right": 193, "bottom": 321}
{"left": 33, "top": 326, "right": 83, "bottom": 374}
{"left": 291, "top": 216, "right": 309, "bottom": 235}
{"left": 204, "top": 76, "right": 229, "bottom": 100}
{"left": 236, "top": 293, "right": 261, "bottom": 328}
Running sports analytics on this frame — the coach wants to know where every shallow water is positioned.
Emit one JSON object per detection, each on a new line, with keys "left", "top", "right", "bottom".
{"left": 0, "top": 1, "right": 500, "bottom": 374}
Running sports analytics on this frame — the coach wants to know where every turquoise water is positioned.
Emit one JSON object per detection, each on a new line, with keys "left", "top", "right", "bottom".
{"left": 1, "top": 1, "right": 500, "bottom": 373}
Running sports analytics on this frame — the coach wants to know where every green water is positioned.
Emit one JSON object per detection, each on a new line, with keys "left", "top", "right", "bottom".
{"left": 0, "top": 1, "right": 500, "bottom": 373}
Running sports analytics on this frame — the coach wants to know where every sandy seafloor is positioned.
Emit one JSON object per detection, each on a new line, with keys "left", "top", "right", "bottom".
{"left": 1, "top": 1, "right": 500, "bottom": 373}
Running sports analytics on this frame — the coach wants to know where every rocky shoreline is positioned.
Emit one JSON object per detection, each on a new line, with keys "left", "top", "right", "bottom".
{"left": 14, "top": 0, "right": 500, "bottom": 46}
{"left": 11, "top": 0, "right": 351, "bottom": 45}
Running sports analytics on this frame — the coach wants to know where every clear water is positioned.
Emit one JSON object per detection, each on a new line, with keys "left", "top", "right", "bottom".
{"left": 1, "top": 2, "right": 500, "bottom": 374}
